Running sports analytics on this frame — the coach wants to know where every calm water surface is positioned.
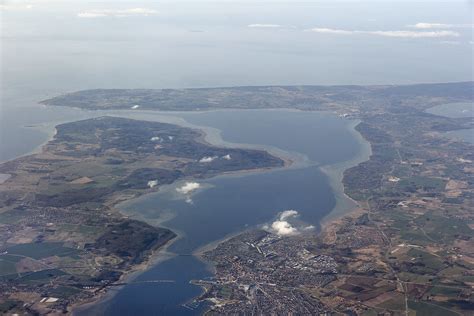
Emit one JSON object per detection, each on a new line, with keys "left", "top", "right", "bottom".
{"left": 426, "top": 102, "right": 474, "bottom": 144}
{"left": 77, "top": 109, "right": 367, "bottom": 315}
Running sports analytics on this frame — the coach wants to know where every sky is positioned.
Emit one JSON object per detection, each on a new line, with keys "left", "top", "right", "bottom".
{"left": 0, "top": 0, "right": 473, "bottom": 96}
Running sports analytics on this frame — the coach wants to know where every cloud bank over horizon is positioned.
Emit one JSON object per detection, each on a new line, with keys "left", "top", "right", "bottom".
{"left": 246, "top": 19, "right": 469, "bottom": 41}
{"left": 408, "top": 22, "right": 474, "bottom": 29}
{"left": 77, "top": 8, "right": 158, "bottom": 18}
{"left": 308, "top": 28, "right": 460, "bottom": 38}
{"left": 247, "top": 24, "right": 283, "bottom": 28}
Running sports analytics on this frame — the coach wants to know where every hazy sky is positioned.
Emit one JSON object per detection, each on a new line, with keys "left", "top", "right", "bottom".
{"left": 1, "top": 0, "right": 473, "bottom": 97}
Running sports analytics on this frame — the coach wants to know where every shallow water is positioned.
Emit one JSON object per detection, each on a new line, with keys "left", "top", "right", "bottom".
{"left": 426, "top": 102, "right": 473, "bottom": 119}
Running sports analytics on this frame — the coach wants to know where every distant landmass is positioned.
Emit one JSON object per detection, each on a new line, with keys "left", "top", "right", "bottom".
{"left": 41, "top": 82, "right": 474, "bottom": 112}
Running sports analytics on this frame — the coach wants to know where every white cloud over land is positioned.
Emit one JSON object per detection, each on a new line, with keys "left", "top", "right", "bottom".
{"left": 268, "top": 210, "right": 300, "bottom": 236}
{"left": 147, "top": 180, "right": 158, "bottom": 188}
{"left": 199, "top": 156, "right": 218, "bottom": 163}
{"left": 279, "top": 210, "right": 299, "bottom": 221}
{"left": 271, "top": 220, "right": 298, "bottom": 236}
{"left": 265, "top": 210, "right": 315, "bottom": 236}
{"left": 176, "top": 182, "right": 200, "bottom": 194}
{"left": 309, "top": 28, "right": 460, "bottom": 38}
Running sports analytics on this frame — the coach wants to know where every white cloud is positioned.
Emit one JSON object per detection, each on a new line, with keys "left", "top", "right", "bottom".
{"left": 271, "top": 220, "right": 298, "bottom": 236}
{"left": 439, "top": 40, "right": 461, "bottom": 45}
{"left": 151, "top": 136, "right": 161, "bottom": 142}
{"left": 309, "top": 28, "right": 353, "bottom": 35}
{"left": 369, "top": 30, "right": 460, "bottom": 38}
{"left": 266, "top": 210, "right": 300, "bottom": 236}
{"left": 78, "top": 12, "right": 107, "bottom": 18}
{"left": 309, "top": 27, "right": 460, "bottom": 38}
{"left": 248, "top": 24, "right": 282, "bottom": 28}
{"left": 222, "top": 154, "right": 232, "bottom": 160}
{"left": 199, "top": 156, "right": 218, "bottom": 163}
{"left": 279, "top": 210, "right": 299, "bottom": 221}
{"left": 0, "top": 3, "right": 33, "bottom": 10}
{"left": 131, "top": 105, "right": 140, "bottom": 109}
{"left": 147, "top": 180, "right": 158, "bottom": 188}
{"left": 265, "top": 210, "right": 316, "bottom": 236}
{"left": 408, "top": 22, "right": 474, "bottom": 29}
{"left": 77, "top": 8, "right": 158, "bottom": 18}
{"left": 176, "top": 182, "right": 200, "bottom": 194}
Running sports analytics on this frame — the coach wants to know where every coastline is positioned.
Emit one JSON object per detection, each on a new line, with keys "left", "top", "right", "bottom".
{"left": 0, "top": 124, "right": 58, "bottom": 165}
{"left": 70, "top": 235, "right": 177, "bottom": 315}
{"left": 3, "top": 105, "right": 372, "bottom": 314}
{"left": 70, "top": 110, "right": 372, "bottom": 314}
{"left": 66, "top": 112, "right": 297, "bottom": 314}
{"left": 319, "top": 119, "right": 372, "bottom": 227}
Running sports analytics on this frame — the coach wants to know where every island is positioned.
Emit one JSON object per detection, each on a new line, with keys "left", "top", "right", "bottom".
{"left": 1, "top": 81, "right": 473, "bottom": 315}
{"left": 0, "top": 116, "right": 283, "bottom": 315}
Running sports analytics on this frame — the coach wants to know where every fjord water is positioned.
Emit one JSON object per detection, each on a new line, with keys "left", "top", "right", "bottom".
{"left": 78, "top": 109, "right": 367, "bottom": 315}
{"left": 426, "top": 102, "right": 474, "bottom": 144}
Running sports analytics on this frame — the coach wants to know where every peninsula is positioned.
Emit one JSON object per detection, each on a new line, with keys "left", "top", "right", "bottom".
{"left": 1, "top": 82, "right": 473, "bottom": 315}
{"left": 0, "top": 116, "right": 283, "bottom": 315}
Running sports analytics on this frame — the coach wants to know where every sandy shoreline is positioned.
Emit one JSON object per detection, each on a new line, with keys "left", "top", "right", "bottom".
{"left": 319, "top": 119, "right": 372, "bottom": 227}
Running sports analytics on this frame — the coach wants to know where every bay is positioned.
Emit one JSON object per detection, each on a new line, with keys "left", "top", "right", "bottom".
{"left": 81, "top": 109, "right": 370, "bottom": 315}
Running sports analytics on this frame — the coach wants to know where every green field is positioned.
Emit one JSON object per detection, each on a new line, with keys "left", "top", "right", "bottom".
{"left": 0, "top": 260, "right": 17, "bottom": 276}
{"left": 397, "top": 176, "right": 447, "bottom": 192}
{"left": 406, "top": 248, "right": 445, "bottom": 272}
{"left": 59, "top": 224, "right": 106, "bottom": 238}
{"left": 0, "top": 300, "right": 21, "bottom": 314}
{"left": 408, "top": 300, "right": 458, "bottom": 316}
{"left": 0, "top": 209, "right": 27, "bottom": 224}
{"left": 7, "top": 242, "right": 81, "bottom": 259}
{"left": 414, "top": 212, "right": 473, "bottom": 242}
{"left": 19, "top": 269, "right": 67, "bottom": 282}
{"left": 429, "top": 286, "right": 461, "bottom": 298}
{"left": 377, "top": 293, "right": 405, "bottom": 311}
{"left": 45, "top": 285, "right": 81, "bottom": 298}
